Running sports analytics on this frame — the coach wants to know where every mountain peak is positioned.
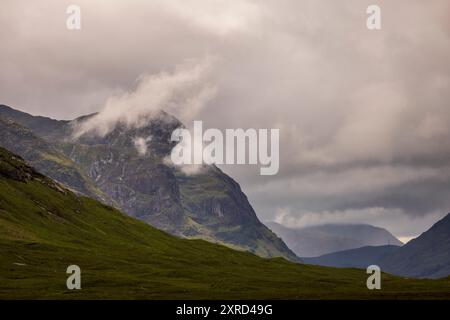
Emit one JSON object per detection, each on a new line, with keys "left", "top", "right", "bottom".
{"left": 0, "top": 105, "right": 299, "bottom": 261}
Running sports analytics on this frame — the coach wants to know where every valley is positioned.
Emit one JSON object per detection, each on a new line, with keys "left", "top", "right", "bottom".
{"left": 1, "top": 146, "right": 450, "bottom": 299}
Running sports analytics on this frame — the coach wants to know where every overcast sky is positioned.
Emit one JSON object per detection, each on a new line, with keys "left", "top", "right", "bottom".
{"left": 1, "top": 0, "right": 450, "bottom": 241}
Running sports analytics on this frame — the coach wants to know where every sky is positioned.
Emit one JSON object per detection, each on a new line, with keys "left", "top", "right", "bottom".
{"left": 1, "top": 0, "right": 450, "bottom": 240}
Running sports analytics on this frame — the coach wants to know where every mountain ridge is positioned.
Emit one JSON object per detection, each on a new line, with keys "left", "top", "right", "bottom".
{"left": 267, "top": 221, "right": 402, "bottom": 257}
{"left": 0, "top": 114, "right": 113, "bottom": 204}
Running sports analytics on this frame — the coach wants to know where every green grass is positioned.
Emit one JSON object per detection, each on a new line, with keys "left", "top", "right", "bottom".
{"left": 1, "top": 150, "right": 450, "bottom": 299}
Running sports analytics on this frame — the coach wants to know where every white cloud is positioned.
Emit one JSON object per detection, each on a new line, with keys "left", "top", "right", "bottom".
{"left": 133, "top": 136, "right": 152, "bottom": 156}
{"left": 72, "top": 57, "right": 217, "bottom": 138}
{"left": 163, "top": 155, "right": 207, "bottom": 176}
{"left": 161, "top": 0, "right": 263, "bottom": 35}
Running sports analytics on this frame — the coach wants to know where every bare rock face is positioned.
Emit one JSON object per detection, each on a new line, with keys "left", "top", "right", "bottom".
{"left": 0, "top": 104, "right": 299, "bottom": 262}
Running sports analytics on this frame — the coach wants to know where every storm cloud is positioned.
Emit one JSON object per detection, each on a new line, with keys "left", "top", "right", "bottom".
{"left": 1, "top": 0, "right": 449, "bottom": 239}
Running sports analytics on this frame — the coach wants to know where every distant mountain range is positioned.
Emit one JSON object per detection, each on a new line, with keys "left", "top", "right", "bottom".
{"left": 0, "top": 104, "right": 298, "bottom": 261}
{"left": 303, "top": 245, "right": 401, "bottom": 268}
{"left": 267, "top": 222, "right": 403, "bottom": 257}
{"left": 300, "top": 213, "right": 450, "bottom": 279}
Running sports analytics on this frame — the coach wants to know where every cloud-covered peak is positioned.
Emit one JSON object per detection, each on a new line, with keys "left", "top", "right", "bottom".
{"left": 72, "top": 58, "right": 216, "bottom": 138}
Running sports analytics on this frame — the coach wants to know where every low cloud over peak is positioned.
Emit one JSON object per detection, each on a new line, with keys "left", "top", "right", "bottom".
{"left": 72, "top": 58, "right": 217, "bottom": 138}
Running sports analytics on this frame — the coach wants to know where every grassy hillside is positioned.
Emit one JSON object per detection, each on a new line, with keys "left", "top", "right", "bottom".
{"left": 1, "top": 147, "right": 450, "bottom": 299}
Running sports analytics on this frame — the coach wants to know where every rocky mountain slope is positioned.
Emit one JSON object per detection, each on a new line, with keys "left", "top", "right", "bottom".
{"left": 0, "top": 115, "right": 112, "bottom": 204}
{"left": 267, "top": 222, "right": 402, "bottom": 257}
{"left": 0, "top": 104, "right": 297, "bottom": 261}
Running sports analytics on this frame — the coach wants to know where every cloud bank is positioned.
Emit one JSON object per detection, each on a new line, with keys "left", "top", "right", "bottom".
{"left": 1, "top": 0, "right": 449, "bottom": 238}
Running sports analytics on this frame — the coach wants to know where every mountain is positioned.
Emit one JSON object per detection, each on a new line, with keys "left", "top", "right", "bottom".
{"left": 2, "top": 146, "right": 450, "bottom": 299}
{"left": 303, "top": 245, "right": 401, "bottom": 268}
{"left": 0, "top": 115, "right": 113, "bottom": 204}
{"left": 0, "top": 105, "right": 68, "bottom": 140}
{"left": 0, "top": 104, "right": 297, "bottom": 261}
{"left": 380, "top": 213, "right": 450, "bottom": 279}
{"left": 267, "top": 222, "right": 403, "bottom": 257}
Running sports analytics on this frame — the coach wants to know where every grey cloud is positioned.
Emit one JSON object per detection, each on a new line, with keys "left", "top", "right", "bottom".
{"left": 1, "top": 0, "right": 449, "bottom": 238}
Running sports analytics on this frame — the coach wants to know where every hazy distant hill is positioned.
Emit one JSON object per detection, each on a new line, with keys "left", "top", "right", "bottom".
{"left": 381, "top": 213, "right": 450, "bottom": 279}
{"left": 267, "top": 222, "right": 403, "bottom": 257}
{"left": 303, "top": 245, "right": 401, "bottom": 268}
{"left": 301, "top": 214, "right": 450, "bottom": 279}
